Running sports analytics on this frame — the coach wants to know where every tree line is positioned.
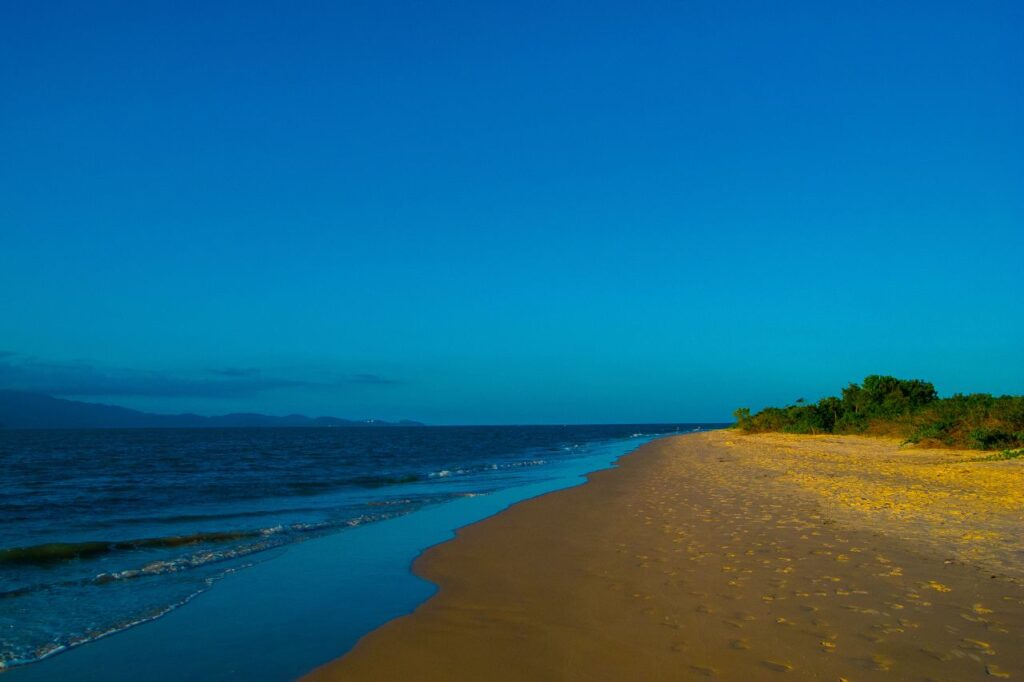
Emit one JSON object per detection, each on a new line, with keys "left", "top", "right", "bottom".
{"left": 733, "top": 375, "right": 1024, "bottom": 450}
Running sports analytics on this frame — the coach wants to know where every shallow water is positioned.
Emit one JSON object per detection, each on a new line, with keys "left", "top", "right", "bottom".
{"left": 0, "top": 424, "right": 714, "bottom": 676}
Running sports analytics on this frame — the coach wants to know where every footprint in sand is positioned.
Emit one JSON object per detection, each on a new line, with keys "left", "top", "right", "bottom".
{"left": 897, "top": 614, "right": 921, "bottom": 630}
{"left": 919, "top": 647, "right": 952, "bottom": 662}
{"left": 689, "top": 664, "right": 717, "bottom": 676}
{"left": 760, "top": 660, "right": 793, "bottom": 673}
{"left": 959, "top": 638, "right": 995, "bottom": 655}
{"left": 922, "top": 580, "right": 952, "bottom": 593}
{"left": 867, "top": 654, "right": 894, "bottom": 671}
{"left": 986, "top": 664, "right": 1011, "bottom": 678}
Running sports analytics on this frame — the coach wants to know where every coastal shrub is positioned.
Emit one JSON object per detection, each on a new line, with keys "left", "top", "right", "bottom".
{"left": 905, "top": 421, "right": 956, "bottom": 446}
{"left": 970, "top": 448, "right": 1024, "bottom": 462}
{"left": 734, "top": 376, "right": 1024, "bottom": 450}
{"left": 732, "top": 407, "right": 751, "bottom": 429}
{"left": 968, "top": 428, "right": 1024, "bottom": 451}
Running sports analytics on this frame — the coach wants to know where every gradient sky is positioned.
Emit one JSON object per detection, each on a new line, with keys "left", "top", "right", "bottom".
{"left": 1, "top": 0, "right": 1021, "bottom": 424}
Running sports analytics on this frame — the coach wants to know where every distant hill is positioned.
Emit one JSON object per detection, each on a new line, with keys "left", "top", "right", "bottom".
{"left": 0, "top": 391, "right": 424, "bottom": 429}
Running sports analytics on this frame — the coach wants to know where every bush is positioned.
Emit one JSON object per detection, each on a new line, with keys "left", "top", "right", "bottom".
{"left": 735, "top": 376, "right": 1024, "bottom": 450}
{"left": 968, "top": 428, "right": 1023, "bottom": 450}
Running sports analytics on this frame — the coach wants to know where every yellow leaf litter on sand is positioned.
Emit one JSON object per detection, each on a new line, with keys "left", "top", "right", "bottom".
{"left": 710, "top": 431, "right": 1024, "bottom": 577}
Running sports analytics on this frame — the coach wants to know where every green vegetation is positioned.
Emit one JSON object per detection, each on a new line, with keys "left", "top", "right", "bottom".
{"left": 733, "top": 375, "right": 1024, "bottom": 450}
{"left": 971, "top": 449, "right": 1024, "bottom": 462}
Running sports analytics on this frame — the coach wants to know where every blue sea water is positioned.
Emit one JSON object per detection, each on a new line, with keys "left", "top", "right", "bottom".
{"left": 0, "top": 424, "right": 715, "bottom": 679}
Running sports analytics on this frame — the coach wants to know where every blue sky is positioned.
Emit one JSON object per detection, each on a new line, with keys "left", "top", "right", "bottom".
{"left": 1, "top": 0, "right": 1021, "bottom": 423}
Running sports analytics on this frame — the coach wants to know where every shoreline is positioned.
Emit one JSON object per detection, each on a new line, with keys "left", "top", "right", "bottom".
{"left": 4, "top": 433, "right": 663, "bottom": 682}
{"left": 306, "top": 431, "right": 1024, "bottom": 681}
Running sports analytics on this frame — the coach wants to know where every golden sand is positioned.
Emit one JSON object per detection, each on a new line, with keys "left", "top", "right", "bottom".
{"left": 715, "top": 433, "right": 1024, "bottom": 577}
{"left": 306, "top": 431, "right": 1024, "bottom": 681}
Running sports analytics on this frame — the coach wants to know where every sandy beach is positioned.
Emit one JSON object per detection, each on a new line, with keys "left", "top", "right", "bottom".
{"left": 306, "top": 431, "right": 1024, "bottom": 681}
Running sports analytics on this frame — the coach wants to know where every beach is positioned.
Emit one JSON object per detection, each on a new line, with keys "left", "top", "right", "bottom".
{"left": 2, "top": 427, "right": 682, "bottom": 681}
{"left": 306, "top": 431, "right": 1024, "bottom": 681}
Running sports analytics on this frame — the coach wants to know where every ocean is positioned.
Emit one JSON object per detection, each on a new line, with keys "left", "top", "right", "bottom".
{"left": 0, "top": 424, "right": 716, "bottom": 679}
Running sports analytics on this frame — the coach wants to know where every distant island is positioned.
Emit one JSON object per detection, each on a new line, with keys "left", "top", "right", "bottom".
{"left": 0, "top": 391, "right": 425, "bottom": 429}
{"left": 733, "top": 375, "right": 1024, "bottom": 451}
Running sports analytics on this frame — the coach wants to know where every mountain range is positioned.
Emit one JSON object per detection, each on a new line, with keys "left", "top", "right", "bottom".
{"left": 0, "top": 391, "right": 424, "bottom": 429}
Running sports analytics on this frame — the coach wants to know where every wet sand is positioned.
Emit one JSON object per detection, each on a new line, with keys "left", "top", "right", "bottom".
{"left": 306, "top": 431, "right": 1024, "bottom": 681}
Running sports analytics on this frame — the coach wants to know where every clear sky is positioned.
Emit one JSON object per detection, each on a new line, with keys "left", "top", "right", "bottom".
{"left": 1, "top": 0, "right": 1021, "bottom": 424}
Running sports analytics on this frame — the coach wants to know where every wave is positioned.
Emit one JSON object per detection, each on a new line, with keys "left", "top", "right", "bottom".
{"left": 428, "top": 458, "right": 548, "bottom": 479}
{"left": 0, "top": 562, "right": 254, "bottom": 672}
{"left": 114, "top": 505, "right": 338, "bottom": 526}
{"left": 0, "top": 531, "right": 264, "bottom": 567}
{"left": 0, "top": 508, "right": 423, "bottom": 671}
{"left": 346, "top": 473, "right": 423, "bottom": 487}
